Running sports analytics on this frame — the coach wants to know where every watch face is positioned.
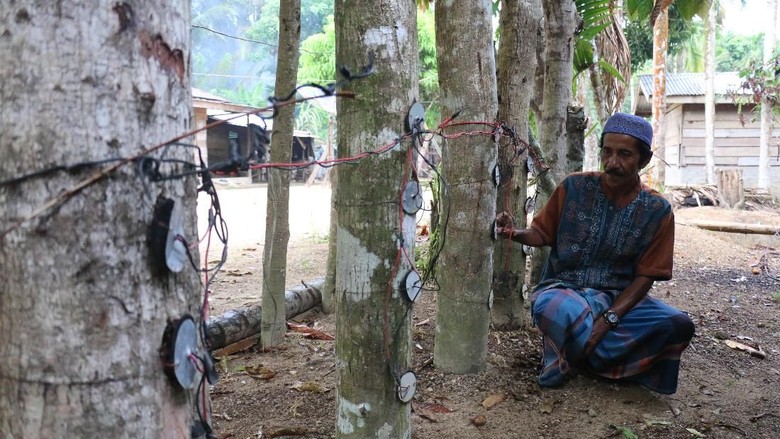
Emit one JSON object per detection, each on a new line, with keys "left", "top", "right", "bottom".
{"left": 605, "top": 311, "right": 619, "bottom": 325}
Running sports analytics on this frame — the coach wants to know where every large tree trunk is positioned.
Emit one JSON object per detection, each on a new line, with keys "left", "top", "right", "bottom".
{"left": 651, "top": 3, "right": 671, "bottom": 189}
{"left": 334, "top": 1, "right": 418, "bottom": 437}
{"left": 530, "top": 0, "right": 576, "bottom": 286}
{"left": 759, "top": 0, "right": 777, "bottom": 190}
{"left": 434, "top": 0, "right": 498, "bottom": 374}
{"left": 540, "top": 0, "right": 576, "bottom": 183}
{"left": 492, "top": 0, "right": 542, "bottom": 330}
{"left": 0, "top": 1, "right": 200, "bottom": 436}
{"left": 261, "top": 0, "right": 301, "bottom": 348}
{"left": 704, "top": 2, "right": 716, "bottom": 185}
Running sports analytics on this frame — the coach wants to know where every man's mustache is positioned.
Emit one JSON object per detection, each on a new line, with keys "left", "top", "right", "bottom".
{"left": 605, "top": 168, "right": 624, "bottom": 176}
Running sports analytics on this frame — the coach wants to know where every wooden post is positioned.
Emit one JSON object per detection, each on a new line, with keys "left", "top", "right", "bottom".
{"left": 717, "top": 169, "right": 745, "bottom": 209}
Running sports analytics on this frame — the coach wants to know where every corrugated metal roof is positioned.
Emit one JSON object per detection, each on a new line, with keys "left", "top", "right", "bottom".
{"left": 637, "top": 72, "right": 748, "bottom": 97}
{"left": 192, "top": 87, "right": 230, "bottom": 102}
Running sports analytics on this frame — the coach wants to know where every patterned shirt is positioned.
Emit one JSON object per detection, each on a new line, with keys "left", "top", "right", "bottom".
{"left": 531, "top": 172, "right": 674, "bottom": 291}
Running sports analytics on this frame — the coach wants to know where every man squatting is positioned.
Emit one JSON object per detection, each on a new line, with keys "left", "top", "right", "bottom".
{"left": 496, "top": 113, "right": 695, "bottom": 394}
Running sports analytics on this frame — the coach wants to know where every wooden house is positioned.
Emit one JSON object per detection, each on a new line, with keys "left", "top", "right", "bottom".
{"left": 633, "top": 72, "right": 780, "bottom": 188}
{"left": 192, "top": 88, "right": 315, "bottom": 182}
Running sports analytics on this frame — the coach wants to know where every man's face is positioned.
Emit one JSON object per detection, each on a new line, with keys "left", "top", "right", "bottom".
{"left": 599, "top": 133, "right": 649, "bottom": 186}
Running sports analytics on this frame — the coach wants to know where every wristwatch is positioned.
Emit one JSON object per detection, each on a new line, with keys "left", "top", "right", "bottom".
{"left": 603, "top": 310, "right": 620, "bottom": 327}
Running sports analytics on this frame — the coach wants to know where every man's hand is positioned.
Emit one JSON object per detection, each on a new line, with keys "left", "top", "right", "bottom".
{"left": 496, "top": 211, "right": 514, "bottom": 228}
{"left": 583, "top": 316, "right": 611, "bottom": 356}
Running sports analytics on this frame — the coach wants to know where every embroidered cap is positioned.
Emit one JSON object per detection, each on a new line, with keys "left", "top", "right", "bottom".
{"left": 602, "top": 113, "right": 653, "bottom": 153}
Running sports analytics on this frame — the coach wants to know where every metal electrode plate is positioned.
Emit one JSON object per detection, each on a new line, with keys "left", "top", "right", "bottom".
{"left": 404, "top": 270, "right": 423, "bottom": 302}
{"left": 165, "top": 201, "right": 187, "bottom": 273}
{"left": 402, "top": 181, "right": 423, "bottom": 215}
{"left": 398, "top": 371, "right": 417, "bottom": 403}
{"left": 406, "top": 102, "right": 426, "bottom": 134}
{"left": 173, "top": 316, "right": 199, "bottom": 389}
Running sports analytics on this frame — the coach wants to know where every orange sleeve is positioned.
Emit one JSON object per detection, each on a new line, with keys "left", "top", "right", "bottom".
{"left": 529, "top": 181, "right": 567, "bottom": 246}
{"left": 636, "top": 210, "right": 675, "bottom": 280}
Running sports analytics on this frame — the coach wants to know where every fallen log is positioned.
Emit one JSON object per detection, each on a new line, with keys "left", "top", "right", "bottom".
{"left": 677, "top": 220, "right": 779, "bottom": 235}
{"left": 205, "top": 277, "right": 324, "bottom": 350}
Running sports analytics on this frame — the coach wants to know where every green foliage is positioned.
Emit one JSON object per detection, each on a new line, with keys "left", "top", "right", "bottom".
{"left": 772, "top": 291, "right": 780, "bottom": 303}
{"left": 624, "top": 5, "right": 703, "bottom": 71}
{"left": 732, "top": 50, "right": 780, "bottom": 119}
{"left": 717, "top": 32, "right": 765, "bottom": 72}
{"left": 299, "top": 15, "right": 336, "bottom": 83}
{"left": 609, "top": 425, "right": 639, "bottom": 439}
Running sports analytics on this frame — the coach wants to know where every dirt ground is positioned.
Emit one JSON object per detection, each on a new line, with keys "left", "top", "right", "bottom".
{"left": 202, "top": 185, "right": 780, "bottom": 439}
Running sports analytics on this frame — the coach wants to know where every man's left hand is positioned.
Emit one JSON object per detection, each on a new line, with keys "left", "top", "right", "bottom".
{"left": 584, "top": 317, "right": 611, "bottom": 355}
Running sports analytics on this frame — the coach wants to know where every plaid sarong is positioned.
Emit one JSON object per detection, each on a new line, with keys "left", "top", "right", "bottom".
{"left": 531, "top": 283, "right": 695, "bottom": 394}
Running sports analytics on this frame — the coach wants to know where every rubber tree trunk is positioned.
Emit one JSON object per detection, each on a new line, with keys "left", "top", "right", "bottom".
{"left": 321, "top": 166, "right": 337, "bottom": 314}
{"left": 651, "top": 4, "right": 671, "bottom": 190}
{"left": 530, "top": 0, "right": 576, "bottom": 286}
{"left": 539, "top": 0, "right": 576, "bottom": 184}
{"left": 492, "top": 0, "right": 542, "bottom": 331}
{"left": 758, "top": 0, "right": 777, "bottom": 190}
{"left": 261, "top": 0, "right": 301, "bottom": 348}
{"left": 434, "top": 0, "right": 498, "bottom": 374}
{"left": 704, "top": 1, "right": 716, "bottom": 185}
{"left": 334, "top": 1, "right": 418, "bottom": 437}
{"left": 0, "top": 1, "right": 201, "bottom": 436}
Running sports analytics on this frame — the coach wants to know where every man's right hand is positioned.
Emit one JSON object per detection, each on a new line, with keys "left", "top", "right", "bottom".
{"left": 496, "top": 211, "right": 514, "bottom": 228}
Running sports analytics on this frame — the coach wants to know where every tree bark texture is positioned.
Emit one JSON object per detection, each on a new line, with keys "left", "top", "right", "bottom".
{"left": 758, "top": 0, "right": 777, "bottom": 190}
{"left": 321, "top": 166, "right": 338, "bottom": 314}
{"left": 334, "top": 1, "right": 418, "bottom": 437}
{"left": 0, "top": 2, "right": 200, "bottom": 437}
{"left": 717, "top": 169, "right": 746, "bottom": 209}
{"left": 434, "top": 0, "right": 498, "bottom": 374}
{"left": 704, "top": 3, "right": 716, "bottom": 185}
{"left": 540, "top": 0, "right": 576, "bottom": 184}
{"left": 566, "top": 105, "right": 586, "bottom": 173}
{"left": 529, "top": 0, "right": 576, "bottom": 286}
{"left": 493, "top": 0, "right": 542, "bottom": 330}
{"left": 261, "top": 0, "right": 301, "bottom": 349}
{"left": 206, "top": 278, "right": 324, "bottom": 350}
{"left": 651, "top": 6, "right": 670, "bottom": 189}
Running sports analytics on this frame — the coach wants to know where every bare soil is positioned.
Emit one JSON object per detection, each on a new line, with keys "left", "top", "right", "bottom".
{"left": 204, "top": 193, "right": 780, "bottom": 439}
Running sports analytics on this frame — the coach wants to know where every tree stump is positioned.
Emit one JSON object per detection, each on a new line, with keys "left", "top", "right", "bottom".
{"left": 717, "top": 169, "right": 745, "bottom": 209}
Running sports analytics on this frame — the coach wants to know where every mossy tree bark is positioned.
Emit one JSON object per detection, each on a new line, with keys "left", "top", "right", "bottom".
{"left": 334, "top": 1, "right": 418, "bottom": 437}
{"left": 434, "top": 0, "right": 499, "bottom": 374}
{"left": 261, "top": 0, "right": 301, "bottom": 349}
{"left": 492, "top": 0, "right": 542, "bottom": 330}
{"left": 0, "top": 1, "right": 200, "bottom": 436}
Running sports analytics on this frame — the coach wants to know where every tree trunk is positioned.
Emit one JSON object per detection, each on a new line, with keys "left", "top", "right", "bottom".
{"left": 334, "top": 1, "right": 418, "bottom": 437}
{"left": 492, "top": 0, "right": 542, "bottom": 330}
{"left": 566, "top": 105, "right": 586, "bottom": 173}
{"left": 261, "top": 0, "right": 301, "bottom": 348}
{"left": 540, "top": 0, "right": 576, "bottom": 183}
{"left": 321, "top": 166, "right": 337, "bottom": 314}
{"left": 529, "top": 0, "right": 576, "bottom": 286}
{"left": 206, "top": 278, "right": 324, "bottom": 350}
{"left": 0, "top": 1, "right": 200, "bottom": 436}
{"left": 717, "top": 169, "right": 746, "bottom": 209}
{"left": 651, "top": 5, "right": 670, "bottom": 189}
{"left": 434, "top": 0, "right": 498, "bottom": 374}
{"left": 704, "top": 2, "right": 716, "bottom": 185}
{"left": 759, "top": 0, "right": 777, "bottom": 190}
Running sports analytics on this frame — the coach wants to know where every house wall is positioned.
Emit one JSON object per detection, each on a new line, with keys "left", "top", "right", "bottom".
{"left": 664, "top": 103, "right": 780, "bottom": 188}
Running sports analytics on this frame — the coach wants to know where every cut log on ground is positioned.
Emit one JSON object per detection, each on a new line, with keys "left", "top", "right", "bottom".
{"left": 206, "top": 277, "right": 324, "bottom": 350}
{"left": 677, "top": 220, "right": 780, "bottom": 235}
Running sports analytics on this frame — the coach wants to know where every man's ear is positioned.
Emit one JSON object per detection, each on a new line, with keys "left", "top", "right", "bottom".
{"left": 640, "top": 156, "right": 652, "bottom": 169}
